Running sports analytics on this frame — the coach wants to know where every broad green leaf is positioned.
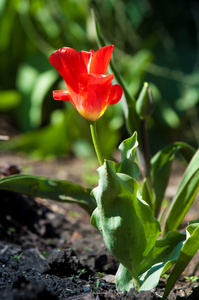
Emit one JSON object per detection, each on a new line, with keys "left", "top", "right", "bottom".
{"left": 163, "top": 149, "right": 199, "bottom": 235}
{"left": 116, "top": 231, "right": 185, "bottom": 292}
{"left": 115, "top": 264, "right": 134, "bottom": 292}
{"left": 116, "top": 132, "right": 140, "bottom": 179}
{"left": 162, "top": 222, "right": 199, "bottom": 300}
{"left": 150, "top": 142, "right": 196, "bottom": 217}
{"left": 0, "top": 174, "right": 96, "bottom": 215}
{"left": 116, "top": 263, "right": 164, "bottom": 292}
{"left": 138, "top": 231, "right": 185, "bottom": 275}
{"left": 91, "top": 160, "right": 161, "bottom": 288}
{"left": 138, "top": 231, "right": 185, "bottom": 291}
{"left": 139, "top": 264, "right": 164, "bottom": 291}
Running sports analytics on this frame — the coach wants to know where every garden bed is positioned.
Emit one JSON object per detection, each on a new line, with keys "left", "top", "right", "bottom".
{"left": 0, "top": 153, "right": 199, "bottom": 300}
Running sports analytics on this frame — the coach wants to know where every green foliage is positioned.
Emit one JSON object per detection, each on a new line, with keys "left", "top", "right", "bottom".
{"left": 116, "top": 231, "right": 185, "bottom": 292}
{"left": 1, "top": 106, "right": 121, "bottom": 159}
{"left": 10, "top": 252, "right": 23, "bottom": 261}
{"left": 89, "top": 134, "right": 198, "bottom": 293}
{"left": 0, "top": 90, "right": 21, "bottom": 111}
{"left": 116, "top": 132, "right": 140, "bottom": 179}
{"left": 150, "top": 142, "right": 196, "bottom": 217}
{"left": 16, "top": 59, "right": 58, "bottom": 131}
{"left": 162, "top": 220, "right": 199, "bottom": 300}
{"left": 0, "top": 3, "right": 122, "bottom": 158}
{"left": 184, "top": 276, "right": 199, "bottom": 283}
{"left": 0, "top": 174, "right": 96, "bottom": 215}
{"left": 1, "top": 1, "right": 199, "bottom": 298}
{"left": 90, "top": 135, "right": 199, "bottom": 294}
{"left": 0, "top": 131, "right": 198, "bottom": 297}
{"left": 163, "top": 149, "right": 199, "bottom": 235}
{"left": 92, "top": 0, "right": 199, "bottom": 148}
{"left": 1, "top": 0, "right": 110, "bottom": 158}
{"left": 2, "top": 0, "right": 198, "bottom": 158}
{"left": 1, "top": 109, "right": 74, "bottom": 158}
{"left": 91, "top": 160, "right": 161, "bottom": 288}
{"left": 138, "top": 231, "right": 185, "bottom": 291}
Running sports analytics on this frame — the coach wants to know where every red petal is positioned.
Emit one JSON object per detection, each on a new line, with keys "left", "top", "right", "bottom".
{"left": 79, "top": 50, "right": 92, "bottom": 71}
{"left": 79, "top": 73, "right": 114, "bottom": 92}
{"left": 53, "top": 90, "right": 72, "bottom": 101}
{"left": 49, "top": 48, "right": 91, "bottom": 93}
{"left": 89, "top": 45, "right": 113, "bottom": 75}
{"left": 109, "top": 84, "right": 123, "bottom": 104}
{"left": 74, "top": 73, "right": 114, "bottom": 121}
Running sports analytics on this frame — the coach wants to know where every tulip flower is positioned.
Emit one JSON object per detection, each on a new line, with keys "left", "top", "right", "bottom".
{"left": 49, "top": 45, "right": 123, "bottom": 121}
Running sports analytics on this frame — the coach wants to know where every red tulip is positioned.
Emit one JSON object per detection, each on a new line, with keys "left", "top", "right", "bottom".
{"left": 49, "top": 45, "right": 123, "bottom": 121}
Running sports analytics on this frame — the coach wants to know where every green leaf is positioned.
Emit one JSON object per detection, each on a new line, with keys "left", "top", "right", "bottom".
{"left": 141, "top": 178, "right": 155, "bottom": 209}
{"left": 115, "top": 231, "right": 185, "bottom": 292}
{"left": 0, "top": 174, "right": 96, "bottom": 215}
{"left": 150, "top": 142, "right": 196, "bottom": 217}
{"left": 116, "top": 132, "right": 140, "bottom": 179}
{"left": 138, "top": 231, "right": 185, "bottom": 291}
{"left": 163, "top": 149, "right": 199, "bottom": 235}
{"left": 115, "top": 264, "right": 134, "bottom": 292}
{"left": 91, "top": 160, "right": 161, "bottom": 288}
{"left": 162, "top": 222, "right": 199, "bottom": 300}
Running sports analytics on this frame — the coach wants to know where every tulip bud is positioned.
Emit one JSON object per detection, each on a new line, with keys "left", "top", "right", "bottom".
{"left": 136, "top": 82, "right": 154, "bottom": 119}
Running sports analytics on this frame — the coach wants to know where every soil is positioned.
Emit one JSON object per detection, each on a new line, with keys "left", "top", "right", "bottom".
{"left": 0, "top": 153, "right": 199, "bottom": 300}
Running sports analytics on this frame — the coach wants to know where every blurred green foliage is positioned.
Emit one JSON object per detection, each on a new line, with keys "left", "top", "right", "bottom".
{"left": 93, "top": 0, "right": 199, "bottom": 150}
{"left": 0, "top": 0, "right": 198, "bottom": 158}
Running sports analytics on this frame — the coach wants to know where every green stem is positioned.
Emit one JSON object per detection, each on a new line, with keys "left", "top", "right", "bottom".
{"left": 133, "top": 274, "right": 141, "bottom": 290}
{"left": 90, "top": 121, "right": 104, "bottom": 166}
{"left": 141, "top": 119, "right": 151, "bottom": 185}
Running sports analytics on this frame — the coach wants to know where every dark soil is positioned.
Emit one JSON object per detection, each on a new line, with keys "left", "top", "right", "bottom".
{"left": 0, "top": 154, "right": 199, "bottom": 300}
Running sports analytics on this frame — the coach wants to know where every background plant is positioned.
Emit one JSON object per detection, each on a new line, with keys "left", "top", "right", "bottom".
{"left": 1, "top": 0, "right": 199, "bottom": 159}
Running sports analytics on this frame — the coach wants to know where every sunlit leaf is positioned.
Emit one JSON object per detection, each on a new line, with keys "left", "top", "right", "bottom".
{"left": 162, "top": 222, "right": 199, "bottom": 300}
{"left": 91, "top": 160, "right": 160, "bottom": 288}
{"left": 0, "top": 174, "right": 96, "bottom": 215}
{"left": 116, "top": 132, "right": 140, "bottom": 179}
{"left": 163, "top": 149, "right": 199, "bottom": 235}
{"left": 150, "top": 142, "right": 196, "bottom": 217}
{"left": 116, "top": 230, "right": 185, "bottom": 292}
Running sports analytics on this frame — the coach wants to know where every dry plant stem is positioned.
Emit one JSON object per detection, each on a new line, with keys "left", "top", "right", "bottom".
{"left": 90, "top": 121, "right": 104, "bottom": 166}
{"left": 141, "top": 119, "right": 151, "bottom": 185}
